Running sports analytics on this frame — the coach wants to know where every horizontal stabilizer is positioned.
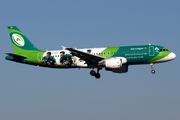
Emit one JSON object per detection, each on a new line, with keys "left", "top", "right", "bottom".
{"left": 5, "top": 53, "right": 27, "bottom": 59}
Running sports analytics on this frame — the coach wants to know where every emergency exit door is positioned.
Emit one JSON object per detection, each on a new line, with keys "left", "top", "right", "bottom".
{"left": 149, "top": 46, "right": 154, "bottom": 56}
{"left": 37, "top": 52, "right": 44, "bottom": 62}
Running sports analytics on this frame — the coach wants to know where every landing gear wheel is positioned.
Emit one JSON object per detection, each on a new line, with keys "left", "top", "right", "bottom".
{"left": 90, "top": 70, "right": 96, "bottom": 76}
{"left": 95, "top": 73, "right": 101, "bottom": 79}
{"left": 151, "top": 70, "right": 155, "bottom": 74}
{"left": 150, "top": 63, "right": 156, "bottom": 74}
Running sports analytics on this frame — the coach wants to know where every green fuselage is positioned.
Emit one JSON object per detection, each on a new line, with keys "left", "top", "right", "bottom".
{"left": 96, "top": 45, "right": 170, "bottom": 65}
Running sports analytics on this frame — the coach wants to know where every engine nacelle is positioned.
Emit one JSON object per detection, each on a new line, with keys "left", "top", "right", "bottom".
{"left": 105, "top": 65, "right": 128, "bottom": 73}
{"left": 105, "top": 58, "right": 123, "bottom": 68}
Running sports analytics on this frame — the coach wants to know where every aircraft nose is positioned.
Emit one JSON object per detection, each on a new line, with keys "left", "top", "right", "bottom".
{"left": 168, "top": 52, "right": 176, "bottom": 60}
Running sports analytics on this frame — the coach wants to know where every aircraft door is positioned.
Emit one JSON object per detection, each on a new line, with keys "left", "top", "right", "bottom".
{"left": 149, "top": 46, "right": 154, "bottom": 56}
{"left": 37, "top": 52, "right": 44, "bottom": 62}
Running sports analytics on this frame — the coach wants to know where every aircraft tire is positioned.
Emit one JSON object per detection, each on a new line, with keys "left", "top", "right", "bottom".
{"left": 95, "top": 73, "right": 101, "bottom": 79}
{"left": 151, "top": 70, "right": 155, "bottom": 74}
{"left": 90, "top": 70, "right": 96, "bottom": 76}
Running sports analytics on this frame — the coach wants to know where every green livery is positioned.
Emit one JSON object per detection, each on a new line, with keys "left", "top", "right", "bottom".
{"left": 98, "top": 45, "right": 171, "bottom": 64}
{"left": 5, "top": 26, "right": 176, "bottom": 79}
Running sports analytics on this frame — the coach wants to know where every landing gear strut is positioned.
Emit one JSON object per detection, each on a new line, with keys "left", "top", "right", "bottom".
{"left": 150, "top": 63, "right": 155, "bottom": 74}
{"left": 90, "top": 68, "right": 102, "bottom": 79}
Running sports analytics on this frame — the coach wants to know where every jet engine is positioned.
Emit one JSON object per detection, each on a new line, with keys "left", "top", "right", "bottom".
{"left": 105, "top": 58, "right": 122, "bottom": 68}
{"left": 105, "top": 57, "right": 127, "bottom": 68}
{"left": 104, "top": 57, "right": 128, "bottom": 73}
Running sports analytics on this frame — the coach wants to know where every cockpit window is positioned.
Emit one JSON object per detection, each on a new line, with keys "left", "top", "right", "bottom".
{"left": 160, "top": 49, "right": 169, "bottom": 52}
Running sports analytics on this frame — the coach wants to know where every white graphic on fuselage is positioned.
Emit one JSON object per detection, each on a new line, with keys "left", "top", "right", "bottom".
{"left": 155, "top": 47, "right": 159, "bottom": 52}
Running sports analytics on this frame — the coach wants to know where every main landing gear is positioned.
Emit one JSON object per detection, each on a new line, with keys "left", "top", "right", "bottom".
{"left": 150, "top": 63, "right": 155, "bottom": 74}
{"left": 90, "top": 68, "right": 102, "bottom": 79}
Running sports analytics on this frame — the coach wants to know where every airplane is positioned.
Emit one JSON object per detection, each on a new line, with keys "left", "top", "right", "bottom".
{"left": 5, "top": 26, "right": 176, "bottom": 79}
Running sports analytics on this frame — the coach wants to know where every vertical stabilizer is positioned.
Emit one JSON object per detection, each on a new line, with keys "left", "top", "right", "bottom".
{"left": 7, "top": 26, "right": 40, "bottom": 54}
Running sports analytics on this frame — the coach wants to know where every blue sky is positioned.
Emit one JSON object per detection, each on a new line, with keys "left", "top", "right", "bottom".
{"left": 0, "top": 0, "right": 180, "bottom": 120}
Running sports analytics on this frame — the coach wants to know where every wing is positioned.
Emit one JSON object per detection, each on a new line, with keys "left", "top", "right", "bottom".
{"left": 66, "top": 48, "right": 105, "bottom": 64}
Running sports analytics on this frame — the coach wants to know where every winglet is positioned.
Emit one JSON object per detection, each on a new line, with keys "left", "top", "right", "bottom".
{"left": 62, "top": 46, "right": 66, "bottom": 50}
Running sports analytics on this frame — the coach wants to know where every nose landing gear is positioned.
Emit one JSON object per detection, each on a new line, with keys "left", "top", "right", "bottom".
{"left": 150, "top": 63, "right": 155, "bottom": 74}
{"left": 90, "top": 68, "right": 102, "bottom": 79}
